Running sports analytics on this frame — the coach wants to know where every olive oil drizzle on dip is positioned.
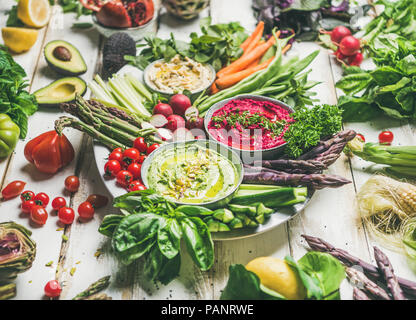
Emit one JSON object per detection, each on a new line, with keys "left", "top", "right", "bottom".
{"left": 147, "top": 144, "right": 238, "bottom": 204}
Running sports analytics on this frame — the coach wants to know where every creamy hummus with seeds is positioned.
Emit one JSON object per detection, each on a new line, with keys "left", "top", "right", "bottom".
{"left": 145, "top": 55, "right": 214, "bottom": 94}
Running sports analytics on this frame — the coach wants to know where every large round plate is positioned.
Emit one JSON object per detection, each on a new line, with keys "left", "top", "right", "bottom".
{"left": 92, "top": 65, "right": 315, "bottom": 241}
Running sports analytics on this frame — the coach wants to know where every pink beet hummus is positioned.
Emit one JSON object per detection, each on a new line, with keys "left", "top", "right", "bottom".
{"left": 208, "top": 98, "right": 293, "bottom": 151}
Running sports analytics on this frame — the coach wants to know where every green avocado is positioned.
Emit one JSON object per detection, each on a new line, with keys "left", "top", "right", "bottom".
{"left": 44, "top": 40, "right": 87, "bottom": 76}
{"left": 34, "top": 77, "right": 87, "bottom": 107}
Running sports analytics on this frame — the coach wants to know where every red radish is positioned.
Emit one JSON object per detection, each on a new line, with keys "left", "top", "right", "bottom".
{"left": 184, "top": 106, "right": 199, "bottom": 121}
{"left": 356, "top": 133, "right": 365, "bottom": 142}
{"left": 330, "top": 26, "right": 351, "bottom": 44}
{"left": 334, "top": 49, "right": 347, "bottom": 60}
{"left": 166, "top": 114, "right": 185, "bottom": 131}
{"left": 169, "top": 94, "right": 191, "bottom": 116}
{"left": 153, "top": 102, "right": 173, "bottom": 117}
{"left": 339, "top": 36, "right": 360, "bottom": 56}
{"left": 186, "top": 117, "right": 204, "bottom": 130}
{"left": 172, "top": 128, "right": 194, "bottom": 142}
{"left": 149, "top": 114, "right": 168, "bottom": 128}
{"left": 347, "top": 52, "right": 363, "bottom": 66}
{"left": 156, "top": 128, "right": 173, "bottom": 142}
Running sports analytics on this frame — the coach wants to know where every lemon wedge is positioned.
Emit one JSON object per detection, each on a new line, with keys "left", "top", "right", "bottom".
{"left": 17, "top": 0, "right": 51, "bottom": 28}
{"left": 2, "top": 27, "right": 39, "bottom": 53}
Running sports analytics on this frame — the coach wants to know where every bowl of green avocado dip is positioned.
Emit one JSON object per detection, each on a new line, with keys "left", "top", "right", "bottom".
{"left": 141, "top": 140, "right": 243, "bottom": 208}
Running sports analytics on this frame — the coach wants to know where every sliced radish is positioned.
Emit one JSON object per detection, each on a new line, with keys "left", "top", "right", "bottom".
{"left": 141, "top": 121, "right": 155, "bottom": 130}
{"left": 150, "top": 114, "right": 168, "bottom": 128}
{"left": 184, "top": 106, "right": 199, "bottom": 121}
{"left": 172, "top": 128, "right": 194, "bottom": 142}
{"left": 156, "top": 128, "right": 173, "bottom": 142}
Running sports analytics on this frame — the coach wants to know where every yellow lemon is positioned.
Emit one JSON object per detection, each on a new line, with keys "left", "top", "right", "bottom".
{"left": 246, "top": 256, "right": 306, "bottom": 300}
{"left": 17, "top": 0, "right": 51, "bottom": 28}
{"left": 2, "top": 27, "right": 39, "bottom": 53}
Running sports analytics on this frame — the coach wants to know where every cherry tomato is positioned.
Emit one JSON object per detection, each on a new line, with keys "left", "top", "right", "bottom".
{"left": 146, "top": 143, "right": 160, "bottom": 155}
{"left": 137, "top": 155, "right": 147, "bottom": 164}
{"left": 356, "top": 133, "right": 365, "bottom": 142}
{"left": 113, "top": 147, "right": 123, "bottom": 153}
{"left": 20, "top": 190, "right": 35, "bottom": 202}
{"left": 34, "top": 192, "right": 50, "bottom": 207}
{"left": 128, "top": 181, "right": 146, "bottom": 192}
{"left": 2, "top": 181, "right": 26, "bottom": 200}
{"left": 30, "top": 205, "right": 48, "bottom": 225}
{"left": 133, "top": 137, "right": 148, "bottom": 153}
{"left": 86, "top": 194, "right": 109, "bottom": 209}
{"left": 379, "top": 130, "right": 394, "bottom": 145}
{"left": 52, "top": 197, "right": 67, "bottom": 211}
{"left": 65, "top": 175, "right": 80, "bottom": 192}
{"left": 44, "top": 280, "right": 62, "bottom": 298}
{"left": 58, "top": 207, "right": 75, "bottom": 225}
{"left": 78, "top": 201, "right": 95, "bottom": 219}
{"left": 21, "top": 200, "right": 36, "bottom": 214}
{"left": 122, "top": 148, "right": 140, "bottom": 165}
{"left": 127, "top": 163, "right": 142, "bottom": 180}
{"left": 109, "top": 150, "right": 123, "bottom": 162}
{"left": 116, "top": 170, "right": 133, "bottom": 187}
{"left": 104, "top": 160, "right": 121, "bottom": 177}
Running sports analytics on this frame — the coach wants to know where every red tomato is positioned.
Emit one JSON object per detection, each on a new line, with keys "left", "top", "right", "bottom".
{"left": 44, "top": 280, "right": 62, "bottom": 298}
{"left": 21, "top": 200, "right": 36, "bottom": 214}
{"left": 109, "top": 150, "right": 123, "bottom": 162}
{"left": 379, "top": 131, "right": 394, "bottom": 144}
{"left": 127, "top": 163, "right": 142, "bottom": 180}
{"left": 86, "top": 194, "right": 109, "bottom": 209}
{"left": 113, "top": 147, "right": 123, "bottom": 153}
{"left": 65, "top": 176, "right": 80, "bottom": 192}
{"left": 104, "top": 160, "right": 121, "bottom": 177}
{"left": 116, "top": 170, "right": 133, "bottom": 187}
{"left": 30, "top": 205, "right": 48, "bottom": 225}
{"left": 137, "top": 155, "right": 147, "bottom": 164}
{"left": 356, "top": 133, "right": 365, "bottom": 142}
{"left": 52, "top": 197, "right": 67, "bottom": 210}
{"left": 78, "top": 201, "right": 95, "bottom": 219}
{"left": 34, "top": 192, "right": 49, "bottom": 207}
{"left": 2, "top": 181, "right": 26, "bottom": 200}
{"left": 146, "top": 143, "right": 160, "bottom": 155}
{"left": 58, "top": 207, "right": 75, "bottom": 225}
{"left": 122, "top": 148, "right": 140, "bottom": 165}
{"left": 133, "top": 137, "right": 148, "bottom": 153}
{"left": 128, "top": 180, "right": 146, "bottom": 192}
{"left": 79, "top": 0, "right": 104, "bottom": 11}
{"left": 20, "top": 190, "right": 35, "bottom": 202}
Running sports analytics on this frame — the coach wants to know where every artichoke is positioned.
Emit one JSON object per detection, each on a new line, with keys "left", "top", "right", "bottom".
{"left": 0, "top": 283, "right": 16, "bottom": 300}
{"left": 162, "top": 0, "right": 209, "bottom": 20}
{"left": 0, "top": 222, "right": 36, "bottom": 283}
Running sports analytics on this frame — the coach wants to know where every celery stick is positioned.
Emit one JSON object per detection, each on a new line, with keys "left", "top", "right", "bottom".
{"left": 126, "top": 73, "right": 152, "bottom": 101}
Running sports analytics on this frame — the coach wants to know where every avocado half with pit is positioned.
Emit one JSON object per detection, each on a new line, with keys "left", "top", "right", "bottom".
{"left": 34, "top": 77, "right": 87, "bottom": 107}
{"left": 44, "top": 40, "right": 87, "bottom": 76}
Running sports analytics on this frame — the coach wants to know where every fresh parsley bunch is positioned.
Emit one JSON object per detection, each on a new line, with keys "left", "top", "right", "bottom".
{"left": 0, "top": 46, "right": 38, "bottom": 138}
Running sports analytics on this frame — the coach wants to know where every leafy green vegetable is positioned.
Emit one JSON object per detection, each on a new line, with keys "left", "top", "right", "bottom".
{"left": 220, "top": 264, "right": 286, "bottom": 300}
{"left": 57, "top": 0, "right": 92, "bottom": 18}
{"left": 6, "top": 5, "right": 24, "bottom": 27}
{"left": 0, "top": 46, "right": 38, "bottom": 138}
{"left": 127, "top": 17, "right": 247, "bottom": 72}
{"left": 283, "top": 104, "right": 342, "bottom": 158}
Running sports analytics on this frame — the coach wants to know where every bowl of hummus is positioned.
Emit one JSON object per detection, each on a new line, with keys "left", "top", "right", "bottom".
{"left": 204, "top": 95, "right": 295, "bottom": 161}
{"left": 141, "top": 140, "right": 243, "bottom": 208}
{"left": 143, "top": 55, "right": 216, "bottom": 96}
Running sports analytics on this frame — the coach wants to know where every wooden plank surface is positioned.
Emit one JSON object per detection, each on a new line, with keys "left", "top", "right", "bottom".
{"left": 0, "top": 0, "right": 415, "bottom": 300}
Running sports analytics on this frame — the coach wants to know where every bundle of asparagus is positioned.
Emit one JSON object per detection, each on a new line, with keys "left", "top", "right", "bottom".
{"left": 72, "top": 275, "right": 112, "bottom": 300}
{"left": 302, "top": 234, "right": 416, "bottom": 299}
{"left": 55, "top": 95, "right": 162, "bottom": 150}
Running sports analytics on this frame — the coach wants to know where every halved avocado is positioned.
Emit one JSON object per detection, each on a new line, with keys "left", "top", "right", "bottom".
{"left": 34, "top": 77, "right": 87, "bottom": 107}
{"left": 44, "top": 40, "right": 87, "bottom": 76}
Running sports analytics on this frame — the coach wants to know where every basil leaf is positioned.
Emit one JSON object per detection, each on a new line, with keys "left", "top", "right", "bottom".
{"left": 220, "top": 264, "right": 286, "bottom": 300}
{"left": 336, "top": 73, "right": 373, "bottom": 95}
{"left": 99, "top": 214, "right": 124, "bottom": 237}
{"left": 180, "top": 217, "right": 214, "bottom": 271}
{"left": 157, "top": 252, "right": 181, "bottom": 285}
{"left": 157, "top": 219, "right": 181, "bottom": 259}
{"left": 143, "top": 245, "right": 181, "bottom": 285}
{"left": 370, "top": 66, "right": 403, "bottom": 86}
{"left": 338, "top": 95, "right": 380, "bottom": 122}
{"left": 175, "top": 205, "right": 213, "bottom": 217}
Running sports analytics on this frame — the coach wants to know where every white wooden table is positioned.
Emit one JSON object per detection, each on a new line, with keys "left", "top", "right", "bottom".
{"left": 1, "top": 0, "right": 415, "bottom": 300}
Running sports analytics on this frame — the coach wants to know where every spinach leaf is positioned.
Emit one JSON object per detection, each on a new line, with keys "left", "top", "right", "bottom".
{"left": 157, "top": 218, "right": 182, "bottom": 259}
{"left": 337, "top": 95, "right": 380, "bottom": 122}
{"left": 112, "top": 213, "right": 166, "bottom": 265}
{"left": 220, "top": 264, "right": 286, "bottom": 300}
{"left": 296, "top": 251, "right": 345, "bottom": 299}
{"left": 98, "top": 214, "right": 124, "bottom": 237}
{"left": 180, "top": 217, "right": 214, "bottom": 271}
{"left": 335, "top": 72, "right": 373, "bottom": 95}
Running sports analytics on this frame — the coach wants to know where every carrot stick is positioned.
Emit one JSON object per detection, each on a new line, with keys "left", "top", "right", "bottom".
{"left": 210, "top": 82, "right": 219, "bottom": 94}
{"left": 217, "top": 33, "right": 278, "bottom": 78}
{"left": 240, "top": 21, "right": 264, "bottom": 52}
{"left": 242, "top": 23, "right": 264, "bottom": 56}
{"left": 215, "top": 57, "right": 274, "bottom": 90}
{"left": 282, "top": 43, "right": 291, "bottom": 54}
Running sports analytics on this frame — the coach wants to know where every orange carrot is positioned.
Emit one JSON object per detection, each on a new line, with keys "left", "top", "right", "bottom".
{"left": 242, "top": 23, "right": 264, "bottom": 56}
{"left": 246, "top": 57, "right": 261, "bottom": 69}
{"left": 240, "top": 21, "right": 264, "bottom": 51}
{"left": 215, "top": 57, "right": 274, "bottom": 90}
{"left": 210, "top": 82, "right": 219, "bottom": 94}
{"left": 217, "top": 33, "right": 277, "bottom": 78}
{"left": 282, "top": 43, "right": 291, "bottom": 54}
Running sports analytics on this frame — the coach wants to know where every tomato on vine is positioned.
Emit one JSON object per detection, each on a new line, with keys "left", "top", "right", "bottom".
{"left": 20, "top": 190, "right": 35, "bottom": 202}
{"left": 34, "top": 192, "right": 49, "bottom": 207}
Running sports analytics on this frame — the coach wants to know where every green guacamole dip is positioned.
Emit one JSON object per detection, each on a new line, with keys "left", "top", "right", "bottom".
{"left": 147, "top": 144, "right": 239, "bottom": 204}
